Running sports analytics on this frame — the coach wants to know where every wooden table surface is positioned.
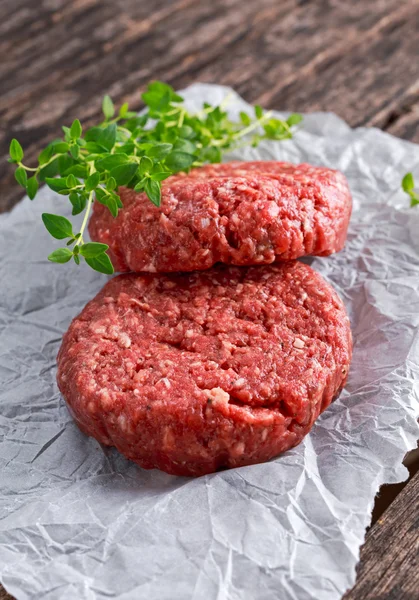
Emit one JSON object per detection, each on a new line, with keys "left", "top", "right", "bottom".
{"left": 1, "top": 1, "right": 418, "bottom": 599}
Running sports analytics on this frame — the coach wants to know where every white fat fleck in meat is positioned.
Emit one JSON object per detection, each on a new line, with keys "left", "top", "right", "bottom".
{"left": 118, "top": 332, "right": 131, "bottom": 348}
{"left": 293, "top": 338, "right": 305, "bottom": 349}
{"left": 128, "top": 297, "right": 146, "bottom": 307}
{"left": 231, "top": 441, "right": 245, "bottom": 456}
{"left": 159, "top": 378, "right": 171, "bottom": 389}
{"left": 162, "top": 427, "right": 175, "bottom": 450}
{"left": 134, "top": 369, "right": 150, "bottom": 383}
{"left": 267, "top": 202, "right": 280, "bottom": 218}
{"left": 159, "top": 213, "right": 171, "bottom": 231}
{"left": 204, "top": 387, "right": 230, "bottom": 406}
{"left": 117, "top": 413, "right": 128, "bottom": 432}
{"left": 100, "top": 389, "right": 113, "bottom": 409}
{"left": 142, "top": 262, "right": 157, "bottom": 272}
{"left": 162, "top": 280, "right": 176, "bottom": 289}
{"left": 184, "top": 329, "right": 195, "bottom": 338}
{"left": 201, "top": 218, "right": 210, "bottom": 228}
{"left": 232, "top": 378, "right": 246, "bottom": 389}
{"left": 90, "top": 324, "right": 107, "bottom": 334}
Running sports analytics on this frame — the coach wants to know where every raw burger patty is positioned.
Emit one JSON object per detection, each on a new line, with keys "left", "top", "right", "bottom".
{"left": 57, "top": 261, "right": 352, "bottom": 477}
{"left": 88, "top": 161, "right": 352, "bottom": 273}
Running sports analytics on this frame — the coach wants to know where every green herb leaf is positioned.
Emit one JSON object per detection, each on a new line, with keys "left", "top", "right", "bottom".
{"left": 111, "top": 190, "right": 123, "bottom": 208}
{"left": 98, "top": 123, "right": 117, "bottom": 151}
{"left": 70, "top": 119, "right": 82, "bottom": 140}
{"left": 95, "top": 153, "right": 130, "bottom": 171}
{"left": 286, "top": 113, "right": 303, "bottom": 127}
{"left": 402, "top": 173, "right": 414, "bottom": 193}
{"left": 179, "top": 125, "right": 195, "bottom": 139}
{"left": 200, "top": 146, "right": 222, "bottom": 163}
{"left": 106, "top": 176, "right": 117, "bottom": 191}
{"left": 110, "top": 162, "right": 138, "bottom": 186}
{"left": 165, "top": 152, "right": 195, "bottom": 171}
{"left": 69, "top": 191, "right": 86, "bottom": 215}
{"left": 85, "top": 252, "right": 114, "bottom": 274}
{"left": 150, "top": 171, "right": 172, "bottom": 182}
{"left": 26, "top": 176, "right": 39, "bottom": 200}
{"left": 15, "top": 166, "right": 27, "bottom": 187}
{"left": 39, "top": 158, "right": 60, "bottom": 181}
{"left": 58, "top": 154, "right": 74, "bottom": 174}
{"left": 85, "top": 127, "right": 103, "bottom": 142}
{"left": 173, "top": 139, "right": 196, "bottom": 154}
{"left": 52, "top": 142, "right": 70, "bottom": 154}
{"left": 66, "top": 174, "right": 79, "bottom": 189}
{"left": 240, "top": 112, "right": 251, "bottom": 126}
{"left": 139, "top": 156, "right": 153, "bottom": 176}
{"left": 147, "top": 143, "right": 173, "bottom": 159}
{"left": 79, "top": 242, "right": 109, "bottom": 258}
{"left": 42, "top": 213, "right": 74, "bottom": 239}
{"left": 119, "top": 102, "right": 129, "bottom": 118}
{"left": 102, "top": 95, "right": 115, "bottom": 120}
{"left": 145, "top": 178, "right": 161, "bottom": 206}
{"left": 62, "top": 125, "right": 72, "bottom": 142}
{"left": 70, "top": 144, "right": 80, "bottom": 159}
{"left": 254, "top": 105, "right": 263, "bottom": 119}
{"left": 45, "top": 177, "right": 69, "bottom": 193}
{"left": 38, "top": 145, "right": 55, "bottom": 166}
{"left": 48, "top": 248, "right": 73, "bottom": 263}
{"left": 85, "top": 171, "right": 101, "bottom": 192}
{"left": 9, "top": 139, "right": 24, "bottom": 163}
{"left": 134, "top": 180, "right": 145, "bottom": 192}
{"left": 96, "top": 188, "right": 119, "bottom": 217}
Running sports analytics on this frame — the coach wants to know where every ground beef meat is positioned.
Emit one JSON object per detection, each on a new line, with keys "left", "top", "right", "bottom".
{"left": 57, "top": 261, "right": 352, "bottom": 477}
{"left": 88, "top": 161, "right": 352, "bottom": 273}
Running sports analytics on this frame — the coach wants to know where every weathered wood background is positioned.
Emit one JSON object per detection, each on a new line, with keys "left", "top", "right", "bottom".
{"left": 1, "top": 1, "right": 418, "bottom": 599}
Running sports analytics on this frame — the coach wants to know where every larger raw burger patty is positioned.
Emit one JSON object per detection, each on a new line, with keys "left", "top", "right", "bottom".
{"left": 57, "top": 261, "right": 352, "bottom": 477}
{"left": 89, "top": 160, "right": 352, "bottom": 273}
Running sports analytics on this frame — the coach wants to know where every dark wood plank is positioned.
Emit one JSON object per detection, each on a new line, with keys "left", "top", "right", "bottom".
{"left": 1, "top": 0, "right": 416, "bottom": 212}
{"left": 343, "top": 469, "right": 419, "bottom": 600}
{"left": 192, "top": 1, "right": 419, "bottom": 128}
{"left": 0, "top": 587, "right": 12, "bottom": 600}
{"left": 370, "top": 82, "right": 419, "bottom": 143}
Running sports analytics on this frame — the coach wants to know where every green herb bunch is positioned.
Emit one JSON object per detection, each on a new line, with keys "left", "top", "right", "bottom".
{"left": 9, "top": 81, "right": 302, "bottom": 274}
{"left": 402, "top": 173, "right": 419, "bottom": 207}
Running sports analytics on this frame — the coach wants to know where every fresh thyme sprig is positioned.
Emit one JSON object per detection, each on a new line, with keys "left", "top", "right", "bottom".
{"left": 402, "top": 173, "right": 419, "bottom": 207}
{"left": 9, "top": 81, "right": 302, "bottom": 274}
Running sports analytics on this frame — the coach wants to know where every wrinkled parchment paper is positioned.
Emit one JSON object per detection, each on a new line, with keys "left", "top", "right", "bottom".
{"left": 1, "top": 84, "right": 418, "bottom": 600}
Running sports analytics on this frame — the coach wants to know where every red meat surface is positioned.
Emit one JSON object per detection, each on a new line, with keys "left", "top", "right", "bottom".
{"left": 57, "top": 262, "right": 352, "bottom": 476}
{"left": 88, "top": 161, "right": 352, "bottom": 273}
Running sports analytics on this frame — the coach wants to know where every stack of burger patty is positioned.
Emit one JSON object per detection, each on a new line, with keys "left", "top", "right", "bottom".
{"left": 57, "top": 161, "right": 353, "bottom": 476}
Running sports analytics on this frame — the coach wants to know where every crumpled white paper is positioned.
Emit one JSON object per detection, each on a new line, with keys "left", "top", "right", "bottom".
{"left": 0, "top": 84, "right": 418, "bottom": 600}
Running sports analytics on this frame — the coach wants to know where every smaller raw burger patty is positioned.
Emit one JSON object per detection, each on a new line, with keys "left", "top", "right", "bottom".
{"left": 88, "top": 161, "right": 352, "bottom": 272}
{"left": 57, "top": 262, "right": 352, "bottom": 476}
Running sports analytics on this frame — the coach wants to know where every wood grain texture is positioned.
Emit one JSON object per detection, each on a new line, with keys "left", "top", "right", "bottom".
{"left": 0, "top": 2, "right": 418, "bottom": 600}
{"left": 2, "top": 0, "right": 419, "bottom": 211}
{"left": 0, "top": 586, "right": 11, "bottom": 600}
{"left": 343, "top": 469, "right": 419, "bottom": 600}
